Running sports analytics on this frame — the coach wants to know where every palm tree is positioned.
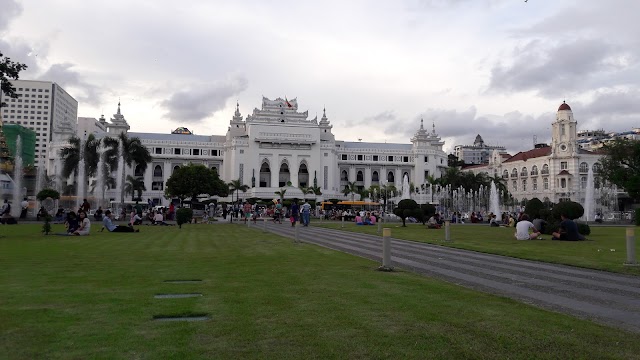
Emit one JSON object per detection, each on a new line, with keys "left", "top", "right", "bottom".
{"left": 228, "top": 178, "right": 249, "bottom": 223}
{"left": 310, "top": 185, "right": 322, "bottom": 196}
{"left": 379, "top": 183, "right": 397, "bottom": 213}
{"left": 274, "top": 188, "right": 287, "bottom": 201}
{"left": 103, "top": 132, "right": 152, "bottom": 207}
{"left": 124, "top": 175, "right": 146, "bottom": 201}
{"left": 298, "top": 185, "right": 314, "bottom": 202}
{"left": 342, "top": 181, "right": 358, "bottom": 202}
{"left": 59, "top": 134, "right": 101, "bottom": 190}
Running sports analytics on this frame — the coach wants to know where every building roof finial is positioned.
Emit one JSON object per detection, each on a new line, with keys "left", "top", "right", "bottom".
{"left": 420, "top": 118, "right": 424, "bottom": 130}
{"left": 432, "top": 120, "right": 436, "bottom": 134}
{"left": 117, "top": 98, "right": 121, "bottom": 115}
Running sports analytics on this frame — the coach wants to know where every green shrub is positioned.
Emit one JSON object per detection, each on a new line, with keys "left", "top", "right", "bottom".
{"left": 419, "top": 204, "right": 437, "bottom": 225}
{"left": 41, "top": 215, "right": 52, "bottom": 235}
{"left": 176, "top": 208, "right": 193, "bottom": 229}
{"left": 577, "top": 222, "right": 591, "bottom": 236}
{"left": 393, "top": 199, "right": 419, "bottom": 227}
{"left": 36, "top": 188, "right": 60, "bottom": 201}
{"left": 524, "top": 198, "right": 544, "bottom": 219}
{"left": 552, "top": 201, "right": 584, "bottom": 220}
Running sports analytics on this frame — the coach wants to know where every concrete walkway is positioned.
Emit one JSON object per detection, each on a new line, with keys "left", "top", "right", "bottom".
{"left": 258, "top": 221, "right": 640, "bottom": 333}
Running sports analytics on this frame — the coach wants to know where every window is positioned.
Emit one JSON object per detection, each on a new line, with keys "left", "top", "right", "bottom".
{"left": 155, "top": 147, "right": 162, "bottom": 154}
{"left": 502, "top": 170, "right": 509, "bottom": 179}
{"left": 324, "top": 153, "right": 328, "bottom": 157}
{"left": 542, "top": 164, "right": 549, "bottom": 175}
{"left": 372, "top": 171, "right": 379, "bottom": 182}
{"left": 387, "top": 171, "right": 395, "bottom": 183}
{"left": 532, "top": 178, "right": 538, "bottom": 190}
{"left": 357, "top": 155, "right": 363, "bottom": 161}
{"left": 152, "top": 181, "right": 164, "bottom": 191}
{"left": 424, "top": 170, "right": 430, "bottom": 179}
{"left": 522, "top": 179, "right": 527, "bottom": 192}
{"left": 512, "top": 181, "right": 517, "bottom": 191}
{"left": 193, "top": 149, "right": 200, "bottom": 156}
{"left": 561, "top": 162, "right": 568, "bottom": 170}
{"left": 134, "top": 165, "right": 144, "bottom": 177}
{"left": 403, "top": 156, "right": 409, "bottom": 163}
{"left": 424, "top": 156, "right": 429, "bottom": 162}
{"left": 174, "top": 148, "right": 181, "bottom": 155}
{"left": 593, "top": 163, "right": 601, "bottom": 173}
{"left": 521, "top": 167, "right": 527, "bottom": 177}
{"left": 581, "top": 176, "right": 587, "bottom": 189}
{"left": 341, "top": 170, "right": 348, "bottom": 181}
{"left": 561, "top": 124, "right": 565, "bottom": 136}
{"left": 172, "top": 165, "right": 180, "bottom": 174}
{"left": 579, "top": 162, "right": 588, "bottom": 173}
{"left": 356, "top": 171, "right": 364, "bottom": 182}
{"left": 239, "top": 149, "right": 244, "bottom": 154}
{"left": 561, "top": 178, "right": 567, "bottom": 188}
{"left": 153, "top": 165, "right": 163, "bottom": 178}
{"left": 511, "top": 168, "right": 518, "bottom": 178}
{"left": 531, "top": 165, "right": 538, "bottom": 176}
{"left": 341, "top": 154, "right": 347, "bottom": 160}
{"left": 212, "top": 150, "right": 218, "bottom": 156}
{"left": 373, "top": 155, "right": 378, "bottom": 161}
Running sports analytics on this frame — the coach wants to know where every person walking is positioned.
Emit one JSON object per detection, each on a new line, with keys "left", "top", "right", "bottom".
{"left": 301, "top": 200, "right": 311, "bottom": 226}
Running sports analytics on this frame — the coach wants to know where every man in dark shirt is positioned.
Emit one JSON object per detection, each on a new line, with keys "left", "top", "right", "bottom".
{"left": 552, "top": 213, "right": 584, "bottom": 241}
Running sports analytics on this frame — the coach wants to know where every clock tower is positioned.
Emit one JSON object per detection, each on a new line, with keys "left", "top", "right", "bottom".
{"left": 551, "top": 101, "right": 577, "bottom": 157}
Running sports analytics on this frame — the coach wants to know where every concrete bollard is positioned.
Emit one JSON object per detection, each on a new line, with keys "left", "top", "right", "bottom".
{"left": 342, "top": 216, "right": 345, "bottom": 228}
{"left": 624, "top": 227, "right": 638, "bottom": 266}
{"left": 377, "top": 216, "right": 382, "bottom": 235}
{"left": 263, "top": 218, "right": 267, "bottom": 232}
{"left": 381, "top": 228, "right": 392, "bottom": 270}
{"left": 444, "top": 220, "right": 451, "bottom": 242}
{"left": 294, "top": 221, "right": 300, "bottom": 243}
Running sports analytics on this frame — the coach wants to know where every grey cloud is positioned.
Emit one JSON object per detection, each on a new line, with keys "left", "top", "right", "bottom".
{"left": 37, "top": 63, "right": 103, "bottom": 106}
{"left": 489, "top": 38, "right": 634, "bottom": 98}
{"left": 0, "top": 0, "right": 21, "bottom": 31}
{"left": 161, "top": 76, "right": 249, "bottom": 123}
{"left": 578, "top": 91, "right": 640, "bottom": 131}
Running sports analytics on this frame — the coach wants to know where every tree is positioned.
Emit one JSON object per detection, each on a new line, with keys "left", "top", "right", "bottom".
{"left": 228, "top": 178, "right": 249, "bottom": 223}
{"left": 447, "top": 153, "right": 465, "bottom": 168}
{"left": 310, "top": 185, "right": 322, "bottom": 196}
{"left": 378, "top": 183, "right": 397, "bottom": 213}
{"left": 176, "top": 208, "right": 193, "bottom": 229}
{"left": 393, "top": 199, "right": 421, "bottom": 227}
{"left": 274, "top": 188, "right": 287, "bottom": 201}
{"left": 298, "top": 185, "right": 314, "bottom": 202}
{"left": 1, "top": 52, "right": 28, "bottom": 108}
{"left": 36, "top": 188, "right": 60, "bottom": 201}
{"left": 599, "top": 138, "right": 640, "bottom": 201}
{"left": 524, "top": 198, "right": 544, "bottom": 219}
{"left": 60, "top": 134, "right": 102, "bottom": 180}
{"left": 419, "top": 203, "right": 437, "bottom": 225}
{"left": 342, "top": 181, "right": 358, "bottom": 201}
{"left": 103, "top": 132, "right": 152, "bottom": 206}
{"left": 124, "top": 175, "right": 146, "bottom": 201}
{"left": 165, "top": 164, "right": 229, "bottom": 203}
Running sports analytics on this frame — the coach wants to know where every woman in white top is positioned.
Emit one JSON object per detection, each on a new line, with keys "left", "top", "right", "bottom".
{"left": 73, "top": 210, "right": 91, "bottom": 236}
{"left": 514, "top": 214, "right": 541, "bottom": 240}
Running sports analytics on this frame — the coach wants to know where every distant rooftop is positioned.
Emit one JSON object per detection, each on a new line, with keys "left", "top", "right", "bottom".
{"left": 342, "top": 142, "right": 412, "bottom": 151}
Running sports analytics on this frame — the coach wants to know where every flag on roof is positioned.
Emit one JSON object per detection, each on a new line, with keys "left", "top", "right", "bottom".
{"left": 285, "top": 97, "right": 293, "bottom": 108}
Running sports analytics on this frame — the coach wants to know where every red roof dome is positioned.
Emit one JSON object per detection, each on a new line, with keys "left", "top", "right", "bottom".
{"left": 558, "top": 101, "right": 571, "bottom": 111}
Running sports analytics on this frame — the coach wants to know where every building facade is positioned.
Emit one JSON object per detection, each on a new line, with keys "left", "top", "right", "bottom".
{"left": 453, "top": 134, "right": 507, "bottom": 165}
{"left": 465, "top": 102, "right": 602, "bottom": 204}
{"left": 0, "top": 80, "right": 78, "bottom": 167}
{"left": 76, "top": 97, "right": 449, "bottom": 205}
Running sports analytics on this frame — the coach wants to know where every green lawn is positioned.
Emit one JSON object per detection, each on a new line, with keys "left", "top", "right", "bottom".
{"left": 314, "top": 221, "right": 640, "bottom": 275}
{"left": 2, "top": 224, "right": 640, "bottom": 359}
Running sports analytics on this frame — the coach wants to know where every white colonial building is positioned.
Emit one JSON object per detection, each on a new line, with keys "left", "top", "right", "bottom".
{"left": 63, "top": 97, "right": 449, "bottom": 205}
{"left": 454, "top": 134, "right": 507, "bottom": 165}
{"left": 465, "top": 101, "right": 603, "bottom": 204}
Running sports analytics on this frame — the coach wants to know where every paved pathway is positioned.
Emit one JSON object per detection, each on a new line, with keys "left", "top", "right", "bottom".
{"left": 258, "top": 221, "right": 640, "bottom": 333}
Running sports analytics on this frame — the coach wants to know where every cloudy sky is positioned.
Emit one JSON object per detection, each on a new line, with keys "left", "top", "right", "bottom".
{"left": 2, "top": 0, "right": 639, "bottom": 154}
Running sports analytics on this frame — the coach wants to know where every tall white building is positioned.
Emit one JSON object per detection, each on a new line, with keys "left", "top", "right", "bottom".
{"left": 80, "top": 97, "right": 449, "bottom": 205}
{"left": 454, "top": 134, "right": 507, "bottom": 165}
{"left": 0, "top": 80, "right": 77, "bottom": 167}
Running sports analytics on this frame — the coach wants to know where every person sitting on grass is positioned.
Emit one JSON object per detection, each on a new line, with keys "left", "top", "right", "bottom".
{"left": 72, "top": 210, "right": 91, "bottom": 236}
{"left": 153, "top": 211, "right": 170, "bottom": 226}
{"left": 65, "top": 211, "right": 79, "bottom": 234}
{"left": 355, "top": 214, "right": 364, "bottom": 225}
{"left": 514, "top": 214, "right": 541, "bottom": 240}
{"left": 427, "top": 214, "right": 441, "bottom": 229}
{"left": 552, "top": 213, "right": 585, "bottom": 241}
{"left": 101, "top": 210, "right": 138, "bottom": 232}
{"left": 489, "top": 214, "right": 500, "bottom": 227}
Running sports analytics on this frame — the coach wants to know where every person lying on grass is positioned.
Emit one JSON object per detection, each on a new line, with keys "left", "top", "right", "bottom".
{"left": 101, "top": 210, "right": 139, "bottom": 232}
{"left": 514, "top": 213, "right": 542, "bottom": 240}
{"left": 72, "top": 210, "right": 91, "bottom": 236}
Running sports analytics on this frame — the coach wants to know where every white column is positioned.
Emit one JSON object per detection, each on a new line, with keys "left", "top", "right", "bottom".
{"left": 364, "top": 167, "right": 372, "bottom": 189}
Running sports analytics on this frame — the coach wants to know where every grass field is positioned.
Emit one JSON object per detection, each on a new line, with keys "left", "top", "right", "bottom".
{"left": 314, "top": 221, "right": 640, "bottom": 275}
{"left": 2, "top": 223, "right": 640, "bottom": 359}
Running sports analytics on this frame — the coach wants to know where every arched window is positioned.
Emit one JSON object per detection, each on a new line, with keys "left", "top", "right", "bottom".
{"left": 356, "top": 171, "right": 364, "bottom": 182}
{"left": 341, "top": 170, "right": 348, "bottom": 181}
{"left": 543, "top": 177, "right": 549, "bottom": 190}
{"left": 387, "top": 171, "right": 395, "bottom": 183}
{"left": 512, "top": 180, "right": 517, "bottom": 191}
{"left": 579, "top": 162, "right": 589, "bottom": 173}
{"left": 279, "top": 162, "right": 290, "bottom": 187}
{"left": 298, "top": 163, "right": 309, "bottom": 187}
{"left": 531, "top": 165, "right": 538, "bottom": 176}
{"left": 522, "top": 179, "right": 527, "bottom": 191}
{"left": 172, "top": 165, "right": 180, "bottom": 174}
{"left": 502, "top": 170, "right": 509, "bottom": 179}
{"left": 593, "top": 163, "right": 601, "bottom": 173}
{"left": 211, "top": 166, "right": 218, "bottom": 173}
{"left": 542, "top": 164, "right": 549, "bottom": 175}
{"left": 511, "top": 168, "right": 518, "bottom": 178}
{"left": 372, "top": 171, "right": 379, "bottom": 182}
{"left": 521, "top": 167, "right": 527, "bottom": 177}
{"left": 561, "top": 178, "right": 567, "bottom": 188}
{"left": 134, "top": 164, "right": 144, "bottom": 177}
{"left": 153, "top": 165, "right": 162, "bottom": 178}
{"left": 259, "top": 162, "right": 270, "bottom": 187}
{"left": 532, "top": 178, "right": 538, "bottom": 190}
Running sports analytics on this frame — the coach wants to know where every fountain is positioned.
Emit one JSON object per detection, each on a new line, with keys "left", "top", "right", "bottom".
{"left": 76, "top": 138, "right": 86, "bottom": 210}
{"left": 489, "top": 181, "right": 501, "bottom": 217}
{"left": 583, "top": 166, "right": 595, "bottom": 221}
{"left": 115, "top": 140, "right": 124, "bottom": 206}
{"left": 401, "top": 174, "right": 410, "bottom": 200}
{"left": 95, "top": 144, "right": 105, "bottom": 209}
{"left": 11, "top": 135, "right": 23, "bottom": 218}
